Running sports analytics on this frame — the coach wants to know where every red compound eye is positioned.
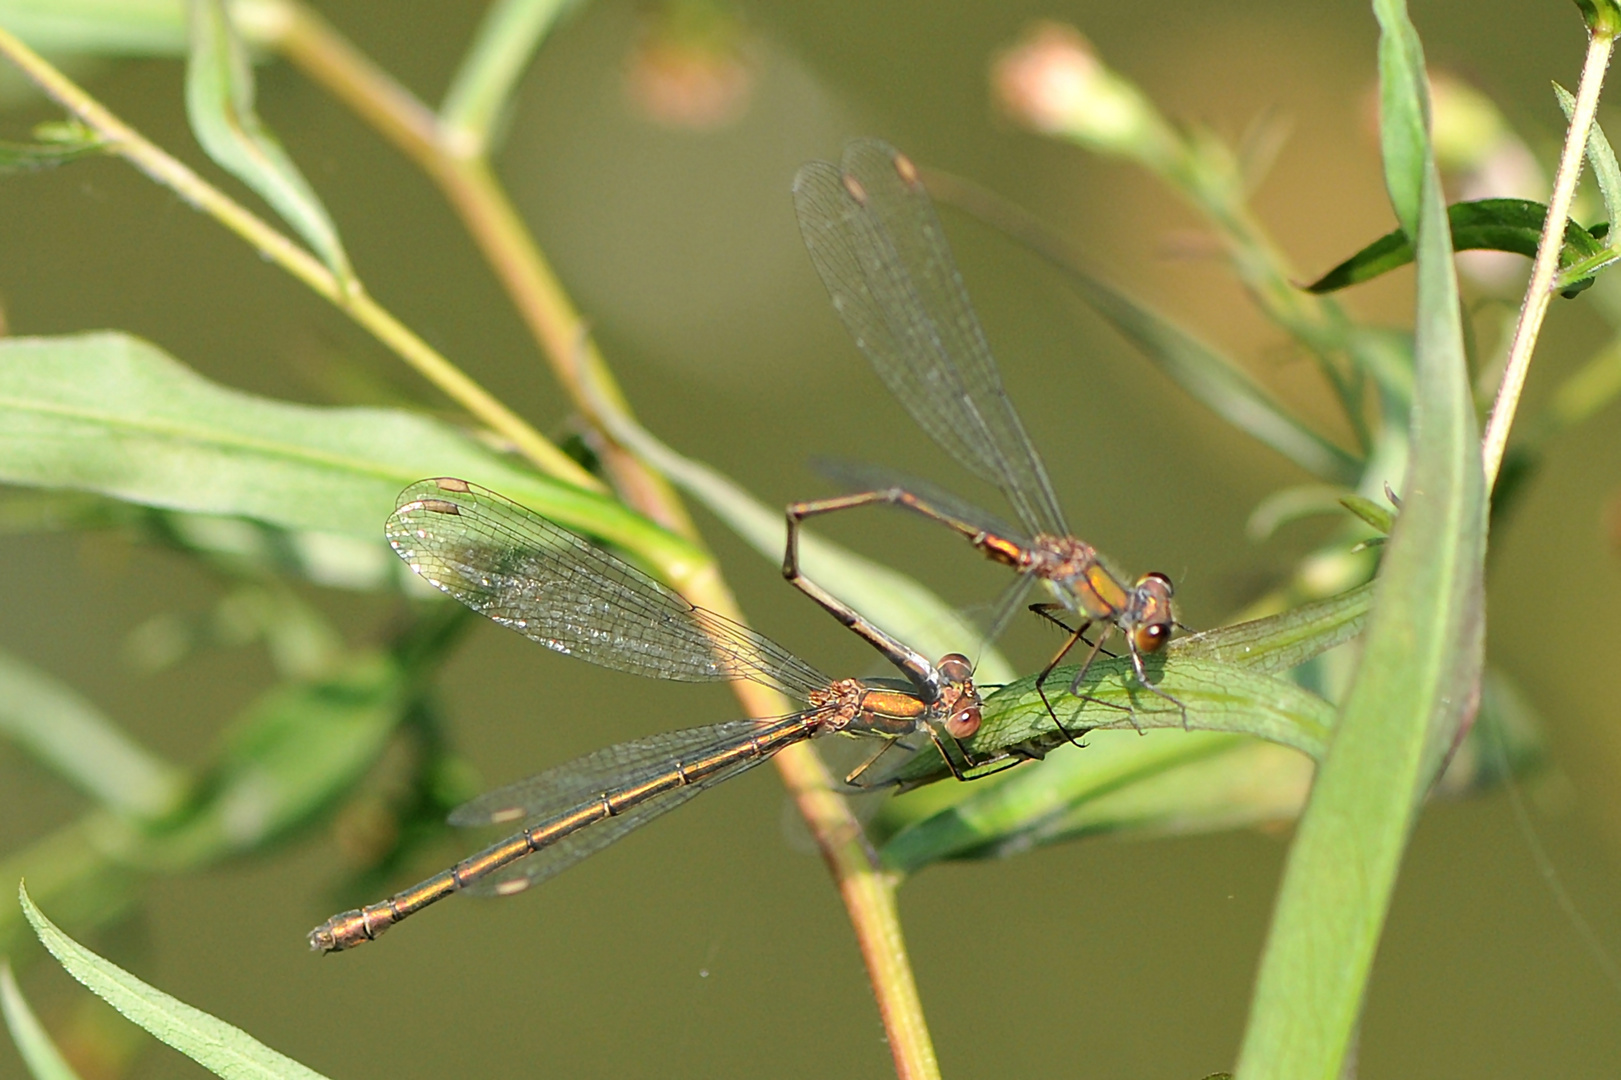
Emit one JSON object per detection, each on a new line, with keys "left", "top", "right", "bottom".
{"left": 944, "top": 704, "right": 981, "bottom": 739}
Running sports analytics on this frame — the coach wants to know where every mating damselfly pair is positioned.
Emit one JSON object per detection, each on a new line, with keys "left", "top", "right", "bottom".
{"left": 310, "top": 140, "right": 1176, "bottom": 952}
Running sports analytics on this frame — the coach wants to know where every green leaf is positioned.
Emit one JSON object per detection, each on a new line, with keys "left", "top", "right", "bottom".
{"left": 1306, "top": 198, "right": 1609, "bottom": 295}
{"left": 581, "top": 376, "right": 1018, "bottom": 686}
{"left": 19, "top": 883, "right": 334, "bottom": 1080}
{"left": 1555, "top": 81, "right": 1621, "bottom": 228}
{"left": 439, "top": 0, "right": 581, "bottom": 151}
{"left": 185, "top": 0, "right": 353, "bottom": 282}
{"left": 1236, "top": 42, "right": 1486, "bottom": 1078}
{"left": 0, "top": 122, "right": 106, "bottom": 172}
{"left": 876, "top": 583, "right": 1373, "bottom": 864}
{"left": 0, "top": 332, "right": 690, "bottom": 571}
{"left": 1, "top": 959, "right": 84, "bottom": 1080}
{"left": 0, "top": 0, "right": 187, "bottom": 55}
{"left": 1338, "top": 493, "right": 1394, "bottom": 534}
{"left": 1176, "top": 580, "right": 1372, "bottom": 674}
{"left": 881, "top": 661, "right": 1541, "bottom": 871}
{"left": 0, "top": 650, "right": 188, "bottom": 820}
{"left": 878, "top": 581, "right": 1372, "bottom": 793}
{"left": 1374, "top": 0, "right": 1430, "bottom": 233}
{"left": 882, "top": 732, "right": 1319, "bottom": 871}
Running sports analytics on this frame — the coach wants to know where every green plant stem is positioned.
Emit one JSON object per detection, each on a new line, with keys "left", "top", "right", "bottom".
{"left": 260, "top": 6, "right": 941, "bottom": 1073}
{"left": 1482, "top": 23, "right": 1616, "bottom": 487}
{"left": 0, "top": 22, "right": 596, "bottom": 492}
{"left": 267, "top": 0, "right": 696, "bottom": 538}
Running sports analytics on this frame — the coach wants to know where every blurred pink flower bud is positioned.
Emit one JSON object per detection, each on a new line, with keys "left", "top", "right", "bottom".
{"left": 992, "top": 22, "right": 1162, "bottom": 156}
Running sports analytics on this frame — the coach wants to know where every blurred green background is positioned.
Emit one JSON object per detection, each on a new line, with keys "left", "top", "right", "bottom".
{"left": 2, "top": 0, "right": 1619, "bottom": 1077}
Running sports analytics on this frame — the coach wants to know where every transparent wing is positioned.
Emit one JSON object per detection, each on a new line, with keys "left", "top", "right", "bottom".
{"left": 387, "top": 479, "right": 828, "bottom": 699}
{"left": 448, "top": 717, "right": 805, "bottom": 895}
{"left": 793, "top": 139, "right": 1068, "bottom": 539}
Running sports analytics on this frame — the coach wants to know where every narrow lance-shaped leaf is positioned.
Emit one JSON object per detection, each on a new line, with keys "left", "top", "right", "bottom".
{"left": 879, "top": 580, "right": 1372, "bottom": 790}
{"left": 185, "top": 0, "right": 354, "bottom": 282}
{"left": 1375, "top": 0, "right": 1429, "bottom": 232}
{"left": 19, "top": 884, "right": 335, "bottom": 1080}
{"left": 0, "top": 332, "right": 691, "bottom": 572}
{"left": 1306, "top": 198, "right": 1609, "bottom": 297}
{"left": 1235, "top": 14, "right": 1487, "bottom": 1072}
{"left": 877, "top": 582, "right": 1375, "bottom": 863}
{"left": 1555, "top": 81, "right": 1621, "bottom": 228}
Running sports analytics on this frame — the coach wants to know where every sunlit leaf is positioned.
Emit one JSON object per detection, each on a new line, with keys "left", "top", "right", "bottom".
{"left": 0, "top": 333, "right": 690, "bottom": 572}
{"left": 19, "top": 883, "right": 334, "bottom": 1080}
{"left": 878, "top": 581, "right": 1372, "bottom": 793}
{"left": 1236, "top": 11, "right": 1487, "bottom": 1069}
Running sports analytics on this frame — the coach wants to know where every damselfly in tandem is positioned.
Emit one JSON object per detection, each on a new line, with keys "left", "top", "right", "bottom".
{"left": 310, "top": 478, "right": 988, "bottom": 952}
{"left": 785, "top": 139, "right": 1181, "bottom": 731}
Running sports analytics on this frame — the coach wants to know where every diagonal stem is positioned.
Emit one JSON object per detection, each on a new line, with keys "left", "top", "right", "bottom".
{"left": 0, "top": 22, "right": 597, "bottom": 492}
{"left": 1482, "top": 24, "right": 1616, "bottom": 487}
{"left": 258, "top": 5, "right": 942, "bottom": 1074}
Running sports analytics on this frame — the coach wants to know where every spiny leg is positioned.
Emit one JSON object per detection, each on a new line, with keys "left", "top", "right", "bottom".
{"left": 1029, "top": 604, "right": 1132, "bottom": 743}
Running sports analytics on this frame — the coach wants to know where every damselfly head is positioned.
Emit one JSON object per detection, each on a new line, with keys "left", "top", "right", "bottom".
{"left": 1129, "top": 572, "right": 1176, "bottom": 655}
{"left": 934, "top": 652, "right": 982, "bottom": 738}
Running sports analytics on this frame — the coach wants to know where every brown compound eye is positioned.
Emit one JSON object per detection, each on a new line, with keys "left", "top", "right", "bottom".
{"left": 944, "top": 703, "right": 982, "bottom": 739}
{"left": 1131, "top": 573, "right": 1176, "bottom": 653}
{"left": 936, "top": 653, "right": 974, "bottom": 684}
{"left": 1133, "top": 622, "right": 1170, "bottom": 655}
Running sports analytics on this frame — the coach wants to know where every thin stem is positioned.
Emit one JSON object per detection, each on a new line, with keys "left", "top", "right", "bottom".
{"left": 0, "top": 23, "right": 597, "bottom": 492}
{"left": 1482, "top": 26, "right": 1616, "bottom": 487}
{"left": 269, "top": 0, "right": 695, "bottom": 535}
{"left": 262, "top": 5, "right": 940, "bottom": 1071}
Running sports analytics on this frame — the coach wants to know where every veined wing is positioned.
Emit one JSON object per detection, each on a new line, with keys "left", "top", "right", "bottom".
{"left": 793, "top": 139, "right": 1069, "bottom": 540}
{"left": 387, "top": 479, "right": 828, "bottom": 699}
{"left": 448, "top": 717, "right": 806, "bottom": 895}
